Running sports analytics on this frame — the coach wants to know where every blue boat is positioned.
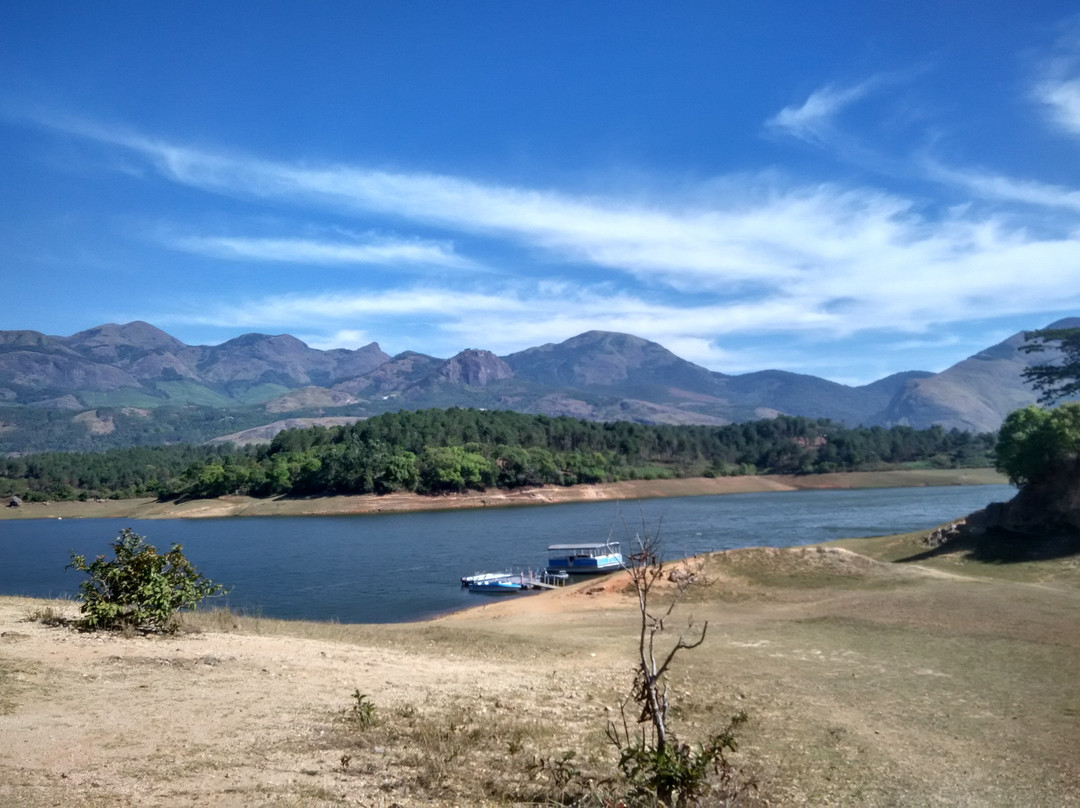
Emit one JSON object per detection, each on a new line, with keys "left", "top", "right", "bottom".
{"left": 468, "top": 578, "right": 524, "bottom": 594}
{"left": 546, "top": 541, "right": 623, "bottom": 575}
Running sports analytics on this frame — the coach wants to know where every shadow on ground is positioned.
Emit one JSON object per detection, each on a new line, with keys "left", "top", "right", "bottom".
{"left": 898, "top": 529, "right": 1080, "bottom": 565}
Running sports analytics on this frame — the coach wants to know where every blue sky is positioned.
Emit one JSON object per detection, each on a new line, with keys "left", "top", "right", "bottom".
{"left": 2, "top": 2, "right": 1079, "bottom": 384}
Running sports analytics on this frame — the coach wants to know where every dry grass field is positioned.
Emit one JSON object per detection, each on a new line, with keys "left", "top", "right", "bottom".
{"left": 1, "top": 518, "right": 1077, "bottom": 806}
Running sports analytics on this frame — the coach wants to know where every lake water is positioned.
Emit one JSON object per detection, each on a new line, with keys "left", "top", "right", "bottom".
{"left": 0, "top": 484, "right": 1014, "bottom": 624}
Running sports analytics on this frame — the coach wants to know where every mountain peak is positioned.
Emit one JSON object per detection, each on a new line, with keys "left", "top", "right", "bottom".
{"left": 439, "top": 350, "right": 513, "bottom": 386}
{"left": 1043, "top": 317, "right": 1080, "bottom": 330}
{"left": 67, "top": 321, "right": 186, "bottom": 353}
{"left": 217, "top": 332, "right": 310, "bottom": 351}
{"left": 561, "top": 330, "right": 655, "bottom": 351}
{"left": 504, "top": 330, "right": 708, "bottom": 388}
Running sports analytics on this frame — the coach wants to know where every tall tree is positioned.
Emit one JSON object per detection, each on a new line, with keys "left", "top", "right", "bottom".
{"left": 1020, "top": 327, "right": 1080, "bottom": 404}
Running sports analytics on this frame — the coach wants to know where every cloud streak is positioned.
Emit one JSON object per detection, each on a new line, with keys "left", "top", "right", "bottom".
{"left": 764, "top": 80, "right": 878, "bottom": 145}
{"left": 1033, "top": 20, "right": 1080, "bottom": 138}
{"left": 1036, "top": 76, "right": 1080, "bottom": 136}
{"left": 924, "top": 161, "right": 1080, "bottom": 213}
{"left": 172, "top": 234, "right": 472, "bottom": 269}
{"left": 29, "top": 113, "right": 1080, "bottom": 375}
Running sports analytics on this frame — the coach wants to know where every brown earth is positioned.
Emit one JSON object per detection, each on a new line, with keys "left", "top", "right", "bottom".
{"left": 2, "top": 526, "right": 1077, "bottom": 807}
{"left": 1, "top": 468, "right": 1007, "bottom": 521}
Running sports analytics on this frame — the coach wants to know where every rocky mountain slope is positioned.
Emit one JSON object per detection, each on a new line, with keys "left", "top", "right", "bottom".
{"left": 880, "top": 317, "right": 1079, "bottom": 432}
{"left": 0, "top": 321, "right": 391, "bottom": 408}
{"left": 0, "top": 318, "right": 1073, "bottom": 452}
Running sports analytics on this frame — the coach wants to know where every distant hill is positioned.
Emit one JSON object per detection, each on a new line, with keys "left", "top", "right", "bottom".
{"left": 880, "top": 317, "right": 1080, "bottom": 432}
{"left": 0, "top": 318, "right": 1073, "bottom": 452}
{"left": 0, "top": 321, "right": 390, "bottom": 410}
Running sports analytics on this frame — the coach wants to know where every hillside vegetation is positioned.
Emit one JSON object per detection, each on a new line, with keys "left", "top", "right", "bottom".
{"left": 1, "top": 410, "right": 995, "bottom": 503}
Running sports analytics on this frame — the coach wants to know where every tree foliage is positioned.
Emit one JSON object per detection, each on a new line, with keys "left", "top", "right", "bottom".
{"left": 68, "top": 528, "right": 226, "bottom": 631}
{"left": 1021, "top": 327, "right": 1080, "bottom": 404}
{"left": 0, "top": 443, "right": 252, "bottom": 502}
{"left": 995, "top": 403, "right": 1080, "bottom": 486}
{"left": 1, "top": 409, "right": 996, "bottom": 503}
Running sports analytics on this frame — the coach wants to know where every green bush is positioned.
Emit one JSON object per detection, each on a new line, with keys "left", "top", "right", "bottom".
{"left": 346, "top": 689, "right": 378, "bottom": 729}
{"left": 68, "top": 528, "right": 226, "bottom": 632}
{"left": 614, "top": 711, "right": 748, "bottom": 805}
{"left": 995, "top": 403, "right": 1080, "bottom": 485}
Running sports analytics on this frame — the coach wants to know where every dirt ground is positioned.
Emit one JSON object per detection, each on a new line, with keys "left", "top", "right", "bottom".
{"left": 0, "top": 468, "right": 1006, "bottom": 521}
{"left": 2, "top": 528, "right": 1077, "bottom": 806}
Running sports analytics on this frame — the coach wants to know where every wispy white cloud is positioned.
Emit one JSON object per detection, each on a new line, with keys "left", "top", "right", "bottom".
{"left": 1035, "top": 76, "right": 1080, "bottom": 136}
{"left": 32, "top": 114, "right": 1080, "bottom": 370}
{"left": 172, "top": 234, "right": 472, "bottom": 269}
{"left": 1032, "top": 19, "right": 1080, "bottom": 138}
{"left": 924, "top": 160, "right": 1080, "bottom": 213}
{"left": 156, "top": 232, "right": 1080, "bottom": 366}
{"left": 764, "top": 80, "right": 879, "bottom": 145}
{"left": 301, "top": 328, "right": 377, "bottom": 351}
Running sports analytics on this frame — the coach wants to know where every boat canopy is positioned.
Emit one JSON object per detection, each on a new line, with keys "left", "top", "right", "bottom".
{"left": 547, "top": 542, "right": 620, "bottom": 555}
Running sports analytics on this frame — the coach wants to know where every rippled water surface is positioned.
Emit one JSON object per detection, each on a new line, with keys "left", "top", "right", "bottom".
{"left": 1, "top": 484, "right": 1013, "bottom": 623}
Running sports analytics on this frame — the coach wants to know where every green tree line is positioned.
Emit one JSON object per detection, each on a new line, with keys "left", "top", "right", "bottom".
{"left": 1, "top": 443, "right": 256, "bottom": 502}
{"left": 1, "top": 408, "right": 993, "bottom": 502}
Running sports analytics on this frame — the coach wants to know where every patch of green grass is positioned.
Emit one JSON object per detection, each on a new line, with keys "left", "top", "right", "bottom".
{"left": 696, "top": 546, "right": 913, "bottom": 596}
{"left": 828, "top": 529, "right": 1080, "bottom": 587}
{"left": 77, "top": 389, "right": 165, "bottom": 408}
{"left": 228, "top": 383, "right": 292, "bottom": 404}
{"left": 826, "top": 530, "right": 938, "bottom": 563}
{"left": 151, "top": 380, "right": 235, "bottom": 407}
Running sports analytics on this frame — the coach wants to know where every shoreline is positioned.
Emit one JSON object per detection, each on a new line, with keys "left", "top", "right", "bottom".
{"left": 1, "top": 467, "right": 1007, "bottom": 520}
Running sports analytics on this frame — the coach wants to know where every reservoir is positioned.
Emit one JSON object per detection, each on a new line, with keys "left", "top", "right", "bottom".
{"left": 0, "top": 484, "right": 1013, "bottom": 623}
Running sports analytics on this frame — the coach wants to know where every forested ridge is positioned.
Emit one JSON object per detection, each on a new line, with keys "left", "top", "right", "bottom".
{"left": 2, "top": 408, "right": 995, "bottom": 503}
{"left": 0, "top": 404, "right": 285, "bottom": 454}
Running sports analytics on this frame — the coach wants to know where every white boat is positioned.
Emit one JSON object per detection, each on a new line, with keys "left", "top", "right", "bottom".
{"left": 460, "top": 571, "right": 513, "bottom": 587}
{"left": 546, "top": 541, "right": 623, "bottom": 575}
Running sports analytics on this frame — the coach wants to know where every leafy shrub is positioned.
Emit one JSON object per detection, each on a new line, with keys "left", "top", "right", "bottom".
{"left": 613, "top": 711, "right": 749, "bottom": 805}
{"left": 347, "top": 689, "right": 378, "bottom": 728}
{"left": 68, "top": 528, "right": 226, "bottom": 632}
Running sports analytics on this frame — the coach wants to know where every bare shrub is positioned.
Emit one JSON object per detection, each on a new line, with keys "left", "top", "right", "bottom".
{"left": 605, "top": 517, "right": 756, "bottom": 806}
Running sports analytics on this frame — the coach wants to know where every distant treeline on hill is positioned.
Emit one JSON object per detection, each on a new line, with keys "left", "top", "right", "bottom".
{"left": 1, "top": 409, "right": 996, "bottom": 503}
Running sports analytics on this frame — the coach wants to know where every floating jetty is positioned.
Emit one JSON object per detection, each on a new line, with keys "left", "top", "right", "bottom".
{"left": 465, "top": 569, "right": 568, "bottom": 594}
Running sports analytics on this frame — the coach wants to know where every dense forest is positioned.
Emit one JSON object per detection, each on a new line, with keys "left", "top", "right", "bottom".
{"left": 1, "top": 408, "right": 996, "bottom": 503}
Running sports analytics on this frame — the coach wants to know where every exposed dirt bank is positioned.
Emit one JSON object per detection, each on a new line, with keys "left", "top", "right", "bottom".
{"left": 1, "top": 468, "right": 1006, "bottom": 520}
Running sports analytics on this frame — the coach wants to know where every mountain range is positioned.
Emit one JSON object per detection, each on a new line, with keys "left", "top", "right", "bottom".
{"left": 0, "top": 318, "right": 1075, "bottom": 452}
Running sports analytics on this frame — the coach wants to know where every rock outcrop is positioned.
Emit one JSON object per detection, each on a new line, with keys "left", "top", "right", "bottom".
{"left": 438, "top": 350, "right": 513, "bottom": 386}
{"left": 934, "top": 462, "right": 1080, "bottom": 542}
